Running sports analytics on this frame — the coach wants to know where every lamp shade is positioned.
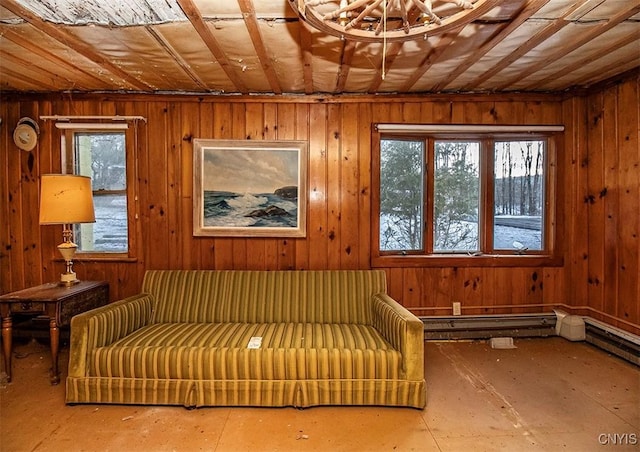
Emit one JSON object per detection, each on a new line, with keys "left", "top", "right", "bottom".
{"left": 39, "top": 174, "right": 96, "bottom": 225}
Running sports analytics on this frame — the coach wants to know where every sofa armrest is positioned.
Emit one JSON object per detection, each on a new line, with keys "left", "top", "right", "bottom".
{"left": 371, "top": 293, "right": 424, "bottom": 381}
{"left": 68, "top": 293, "right": 154, "bottom": 378}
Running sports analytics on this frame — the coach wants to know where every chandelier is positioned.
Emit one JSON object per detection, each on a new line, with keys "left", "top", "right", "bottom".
{"left": 289, "top": 0, "right": 498, "bottom": 42}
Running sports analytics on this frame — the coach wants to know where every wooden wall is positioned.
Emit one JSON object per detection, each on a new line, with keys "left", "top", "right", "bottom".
{"left": 563, "top": 74, "right": 640, "bottom": 334}
{"left": 1, "top": 73, "right": 638, "bottom": 335}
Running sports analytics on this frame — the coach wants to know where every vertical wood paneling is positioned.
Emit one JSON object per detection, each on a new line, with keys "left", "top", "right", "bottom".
{"left": 1, "top": 80, "right": 638, "bottom": 334}
{"left": 0, "top": 102, "right": 15, "bottom": 293}
{"left": 167, "top": 101, "right": 182, "bottom": 269}
{"left": 615, "top": 78, "right": 639, "bottom": 326}
{"left": 198, "top": 103, "right": 215, "bottom": 269}
{"left": 243, "top": 103, "right": 264, "bottom": 269}
{"left": 181, "top": 101, "right": 199, "bottom": 270}
{"left": 357, "top": 102, "right": 372, "bottom": 269}
{"left": 340, "top": 103, "right": 359, "bottom": 269}
{"left": 276, "top": 103, "right": 298, "bottom": 271}
{"left": 565, "top": 75, "right": 639, "bottom": 332}
{"left": 263, "top": 103, "right": 280, "bottom": 270}
{"left": 308, "top": 104, "right": 328, "bottom": 269}
{"left": 294, "top": 103, "right": 310, "bottom": 269}
{"left": 7, "top": 101, "right": 25, "bottom": 290}
{"left": 587, "top": 92, "right": 605, "bottom": 313}
{"left": 212, "top": 102, "right": 234, "bottom": 269}
{"left": 602, "top": 87, "right": 619, "bottom": 324}
{"left": 566, "top": 95, "right": 590, "bottom": 312}
{"left": 326, "top": 104, "right": 342, "bottom": 269}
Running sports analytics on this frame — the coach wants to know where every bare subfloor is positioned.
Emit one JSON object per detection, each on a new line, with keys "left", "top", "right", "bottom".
{"left": 1, "top": 337, "right": 638, "bottom": 451}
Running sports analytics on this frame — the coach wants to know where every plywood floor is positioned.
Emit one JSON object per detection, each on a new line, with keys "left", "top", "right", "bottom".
{"left": 1, "top": 337, "right": 638, "bottom": 451}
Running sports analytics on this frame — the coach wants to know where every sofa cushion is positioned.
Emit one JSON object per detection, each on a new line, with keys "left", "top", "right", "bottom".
{"left": 89, "top": 322, "right": 402, "bottom": 380}
{"left": 144, "top": 270, "right": 387, "bottom": 324}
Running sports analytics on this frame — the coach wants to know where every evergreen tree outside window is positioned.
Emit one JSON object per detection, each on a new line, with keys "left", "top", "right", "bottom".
{"left": 373, "top": 128, "right": 560, "bottom": 267}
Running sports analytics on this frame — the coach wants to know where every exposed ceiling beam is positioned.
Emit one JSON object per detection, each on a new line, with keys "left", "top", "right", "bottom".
{"left": 573, "top": 58, "right": 640, "bottom": 89}
{"left": 237, "top": 0, "right": 282, "bottom": 94}
{"left": 176, "top": 0, "right": 248, "bottom": 94}
{"left": 0, "top": 61, "right": 58, "bottom": 90}
{"left": 0, "top": 0, "right": 152, "bottom": 91}
{"left": 0, "top": 49, "right": 71, "bottom": 89}
{"left": 144, "top": 26, "right": 210, "bottom": 91}
{"left": 400, "top": 28, "right": 465, "bottom": 92}
{"left": 527, "top": 29, "right": 640, "bottom": 90}
{"left": 496, "top": 2, "right": 640, "bottom": 90}
{"left": 335, "top": 40, "right": 356, "bottom": 93}
{"left": 298, "top": 21, "right": 314, "bottom": 94}
{"left": 368, "top": 42, "right": 403, "bottom": 93}
{"left": 431, "top": 0, "right": 551, "bottom": 92}
{"left": 464, "top": 0, "right": 591, "bottom": 89}
{"left": 1, "top": 28, "right": 108, "bottom": 89}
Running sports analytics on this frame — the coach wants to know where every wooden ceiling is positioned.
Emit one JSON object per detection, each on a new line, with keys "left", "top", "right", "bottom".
{"left": 0, "top": 0, "right": 638, "bottom": 95}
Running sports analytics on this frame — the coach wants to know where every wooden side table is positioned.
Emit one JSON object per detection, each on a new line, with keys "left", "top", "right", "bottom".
{"left": 0, "top": 280, "right": 109, "bottom": 385}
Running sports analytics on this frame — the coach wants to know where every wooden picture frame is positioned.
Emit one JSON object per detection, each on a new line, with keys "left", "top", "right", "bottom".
{"left": 193, "top": 139, "right": 307, "bottom": 237}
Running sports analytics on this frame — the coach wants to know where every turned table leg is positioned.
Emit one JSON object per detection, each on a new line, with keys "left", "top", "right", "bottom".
{"left": 49, "top": 317, "right": 60, "bottom": 385}
{"left": 1, "top": 314, "right": 12, "bottom": 382}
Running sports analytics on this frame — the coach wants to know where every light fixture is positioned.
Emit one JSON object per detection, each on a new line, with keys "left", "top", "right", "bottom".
{"left": 289, "top": 0, "right": 499, "bottom": 43}
{"left": 39, "top": 174, "right": 96, "bottom": 286}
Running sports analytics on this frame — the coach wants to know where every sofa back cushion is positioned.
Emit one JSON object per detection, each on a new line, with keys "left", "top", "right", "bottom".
{"left": 144, "top": 270, "right": 387, "bottom": 324}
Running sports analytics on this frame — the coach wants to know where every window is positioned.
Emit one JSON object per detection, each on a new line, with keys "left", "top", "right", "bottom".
{"left": 60, "top": 125, "right": 131, "bottom": 255}
{"left": 373, "top": 125, "right": 562, "bottom": 267}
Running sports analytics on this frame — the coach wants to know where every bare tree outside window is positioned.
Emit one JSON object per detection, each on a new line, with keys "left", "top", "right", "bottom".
{"left": 494, "top": 141, "right": 545, "bottom": 250}
{"left": 74, "top": 132, "right": 128, "bottom": 253}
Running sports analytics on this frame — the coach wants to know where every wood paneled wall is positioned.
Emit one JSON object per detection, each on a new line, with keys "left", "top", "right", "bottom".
{"left": 1, "top": 74, "right": 638, "bottom": 335}
{"left": 562, "top": 74, "right": 640, "bottom": 334}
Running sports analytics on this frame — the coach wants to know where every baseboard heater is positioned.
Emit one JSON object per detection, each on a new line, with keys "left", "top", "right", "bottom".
{"left": 583, "top": 318, "right": 640, "bottom": 366}
{"left": 421, "top": 313, "right": 640, "bottom": 366}
{"left": 421, "top": 313, "right": 557, "bottom": 340}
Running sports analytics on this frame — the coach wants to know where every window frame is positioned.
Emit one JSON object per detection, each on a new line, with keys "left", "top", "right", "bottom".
{"left": 371, "top": 127, "right": 563, "bottom": 268}
{"left": 60, "top": 125, "right": 138, "bottom": 261}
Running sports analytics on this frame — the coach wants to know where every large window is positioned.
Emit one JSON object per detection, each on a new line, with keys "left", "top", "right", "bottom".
{"left": 373, "top": 126, "right": 561, "bottom": 267}
{"left": 59, "top": 126, "right": 131, "bottom": 255}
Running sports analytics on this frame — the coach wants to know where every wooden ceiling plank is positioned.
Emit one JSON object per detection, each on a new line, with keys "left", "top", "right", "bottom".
{"left": 1, "top": 28, "right": 107, "bottom": 89}
{"left": 432, "top": 0, "right": 551, "bottom": 92}
{"left": 1, "top": 0, "right": 152, "bottom": 91}
{"left": 177, "top": 0, "right": 248, "bottom": 94}
{"left": 525, "top": 29, "right": 640, "bottom": 90}
{"left": 367, "top": 41, "right": 403, "bottom": 93}
{"left": 0, "top": 62, "right": 59, "bottom": 91}
{"left": 336, "top": 40, "right": 356, "bottom": 93}
{"left": 400, "top": 28, "right": 464, "bottom": 92}
{"left": 145, "top": 26, "right": 210, "bottom": 91}
{"left": 237, "top": 0, "right": 282, "bottom": 94}
{"left": 0, "top": 49, "right": 74, "bottom": 90}
{"left": 497, "top": 2, "right": 640, "bottom": 90}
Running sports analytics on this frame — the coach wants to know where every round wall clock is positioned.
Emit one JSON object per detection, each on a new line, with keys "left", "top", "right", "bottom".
{"left": 13, "top": 117, "right": 40, "bottom": 152}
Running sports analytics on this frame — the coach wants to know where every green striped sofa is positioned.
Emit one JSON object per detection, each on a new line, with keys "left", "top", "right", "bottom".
{"left": 66, "top": 270, "right": 426, "bottom": 409}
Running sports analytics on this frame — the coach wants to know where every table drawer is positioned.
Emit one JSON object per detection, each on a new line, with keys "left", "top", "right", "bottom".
{"left": 10, "top": 301, "right": 45, "bottom": 314}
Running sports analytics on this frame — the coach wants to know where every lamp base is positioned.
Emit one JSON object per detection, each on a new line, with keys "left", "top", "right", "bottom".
{"left": 60, "top": 271, "right": 79, "bottom": 286}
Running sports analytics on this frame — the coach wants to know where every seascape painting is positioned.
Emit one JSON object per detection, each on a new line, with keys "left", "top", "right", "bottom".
{"left": 193, "top": 140, "right": 307, "bottom": 237}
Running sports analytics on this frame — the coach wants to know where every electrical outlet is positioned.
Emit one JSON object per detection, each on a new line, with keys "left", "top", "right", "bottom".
{"left": 452, "top": 302, "right": 461, "bottom": 316}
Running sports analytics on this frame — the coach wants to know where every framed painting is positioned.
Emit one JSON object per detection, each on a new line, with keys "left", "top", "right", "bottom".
{"left": 193, "top": 139, "right": 308, "bottom": 237}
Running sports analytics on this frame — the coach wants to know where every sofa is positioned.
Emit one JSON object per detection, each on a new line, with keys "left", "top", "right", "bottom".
{"left": 66, "top": 270, "right": 426, "bottom": 409}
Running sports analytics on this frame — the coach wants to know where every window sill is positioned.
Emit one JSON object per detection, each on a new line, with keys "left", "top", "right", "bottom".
{"left": 371, "top": 254, "right": 563, "bottom": 268}
{"left": 54, "top": 254, "right": 137, "bottom": 263}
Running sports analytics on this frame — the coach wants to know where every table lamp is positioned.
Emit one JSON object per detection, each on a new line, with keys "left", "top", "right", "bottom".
{"left": 39, "top": 174, "right": 96, "bottom": 285}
